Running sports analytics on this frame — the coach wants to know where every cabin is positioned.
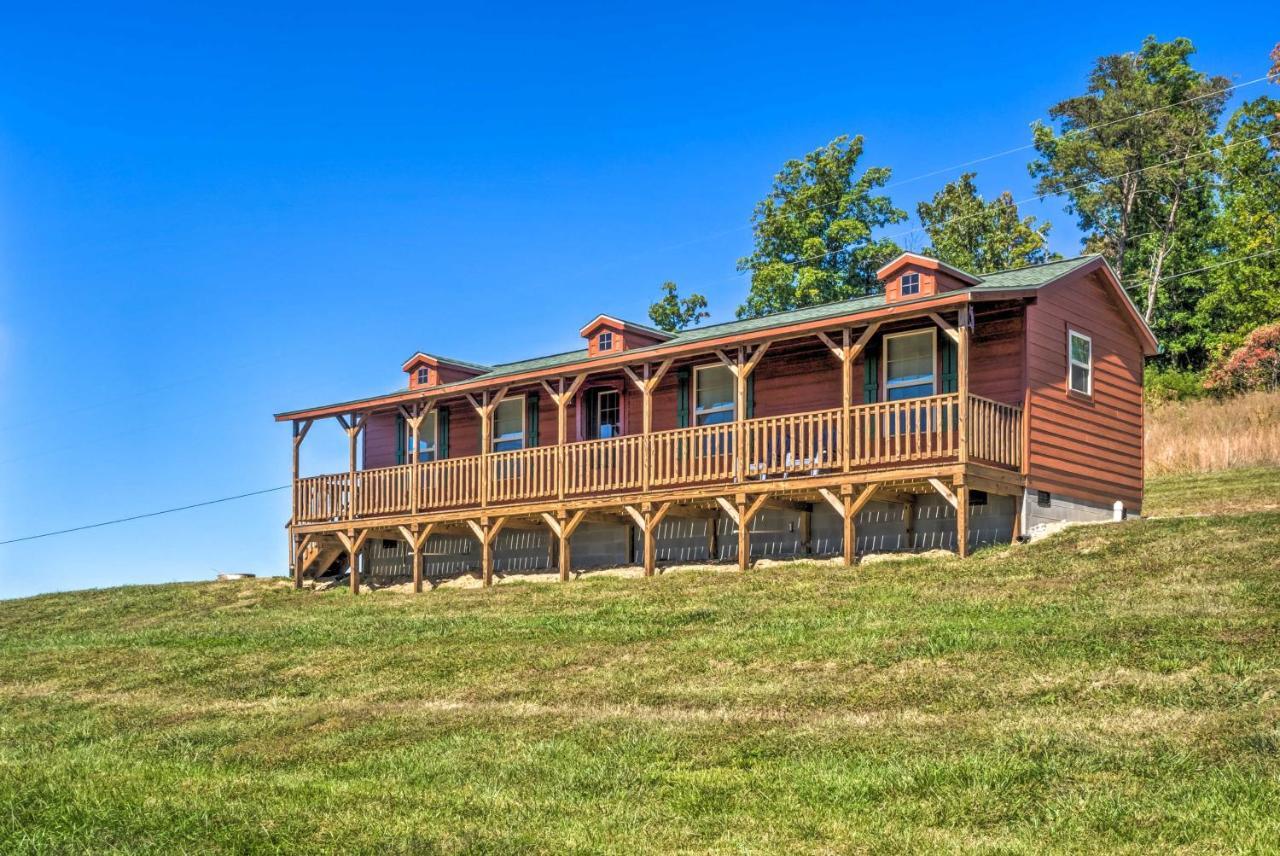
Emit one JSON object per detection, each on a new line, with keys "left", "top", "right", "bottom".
{"left": 276, "top": 253, "right": 1158, "bottom": 592}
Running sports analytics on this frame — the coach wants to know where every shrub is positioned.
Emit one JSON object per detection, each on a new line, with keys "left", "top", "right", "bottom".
{"left": 1203, "top": 322, "right": 1280, "bottom": 397}
{"left": 1144, "top": 366, "right": 1205, "bottom": 403}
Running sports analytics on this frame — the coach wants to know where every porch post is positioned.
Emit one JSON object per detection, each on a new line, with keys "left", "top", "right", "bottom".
{"left": 290, "top": 419, "right": 312, "bottom": 588}
{"left": 957, "top": 308, "right": 970, "bottom": 466}
{"left": 842, "top": 492, "right": 855, "bottom": 567}
{"left": 841, "top": 329, "right": 852, "bottom": 472}
{"left": 956, "top": 482, "right": 970, "bottom": 558}
{"left": 623, "top": 361, "right": 671, "bottom": 495}
{"left": 736, "top": 495, "right": 749, "bottom": 571}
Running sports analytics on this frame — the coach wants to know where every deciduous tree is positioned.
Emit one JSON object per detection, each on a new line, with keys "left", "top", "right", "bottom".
{"left": 917, "top": 172, "right": 1058, "bottom": 273}
{"left": 648, "top": 281, "right": 709, "bottom": 332}
{"left": 736, "top": 135, "right": 905, "bottom": 318}
{"left": 1029, "top": 37, "right": 1229, "bottom": 365}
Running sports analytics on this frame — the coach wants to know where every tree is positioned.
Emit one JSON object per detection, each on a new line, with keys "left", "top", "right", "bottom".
{"left": 1197, "top": 95, "right": 1280, "bottom": 354}
{"left": 736, "top": 135, "right": 905, "bottom": 318}
{"left": 1271, "top": 42, "right": 1279, "bottom": 80}
{"left": 916, "top": 172, "right": 1058, "bottom": 273}
{"left": 648, "top": 281, "right": 710, "bottom": 333}
{"left": 1029, "top": 37, "right": 1229, "bottom": 365}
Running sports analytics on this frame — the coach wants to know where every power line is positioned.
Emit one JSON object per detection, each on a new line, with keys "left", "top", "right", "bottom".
{"left": 0, "top": 486, "right": 289, "bottom": 546}
{"left": 1121, "top": 244, "right": 1280, "bottom": 291}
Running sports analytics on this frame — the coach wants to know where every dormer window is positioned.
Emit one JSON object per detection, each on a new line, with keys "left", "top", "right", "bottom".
{"left": 900, "top": 272, "right": 920, "bottom": 297}
{"left": 598, "top": 331, "right": 614, "bottom": 352}
{"left": 416, "top": 367, "right": 430, "bottom": 386}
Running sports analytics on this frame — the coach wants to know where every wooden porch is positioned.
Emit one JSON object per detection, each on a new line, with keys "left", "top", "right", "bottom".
{"left": 283, "top": 307, "right": 1031, "bottom": 592}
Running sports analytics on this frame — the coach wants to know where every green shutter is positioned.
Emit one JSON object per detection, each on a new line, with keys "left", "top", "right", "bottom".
{"left": 941, "top": 336, "right": 958, "bottom": 393}
{"left": 863, "top": 345, "right": 880, "bottom": 403}
{"left": 395, "top": 413, "right": 406, "bottom": 464}
{"left": 746, "top": 373, "right": 755, "bottom": 419}
{"left": 437, "top": 407, "right": 450, "bottom": 459}
{"left": 677, "top": 368, "right": 690, "bottom": 427}
{"left": 526, "top": 393, "right": 539, "bottom": 447}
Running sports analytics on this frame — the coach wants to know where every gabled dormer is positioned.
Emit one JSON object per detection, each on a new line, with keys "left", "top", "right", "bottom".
{"left": 401, "top": 352, "right": 491, "bottom": 389}
{"left": 876, "top": 252, "right": 980, "bottom": 303}
{"left": 578, "top": 315, "right": 673, "bottom": 357}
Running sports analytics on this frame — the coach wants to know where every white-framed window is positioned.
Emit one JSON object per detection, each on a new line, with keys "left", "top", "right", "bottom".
{"left": 900, "top": 272, "right": 920, "bottom": 297}
{"left": 416, "top": 366, "right": 430, "bottom": 385}
{"left": 492, "top": 396, "right": 525, "bottom": 452}
{"left": 1068, "top": 330, "right": 1093, "bottom": 395}
{"left": 883, "top": 329, "right": 936, "bottom": 401}
{"left": 403, "top": 411, "right": 439, "bottom": 462}
{"left": 693, "top": 364, "right": 735, "bottom": 426}
{"left": 597, "top": 331, "right": 614, "bottom": 351}
{"left": 596, "top": 389, "right": 621, "bottom": 438}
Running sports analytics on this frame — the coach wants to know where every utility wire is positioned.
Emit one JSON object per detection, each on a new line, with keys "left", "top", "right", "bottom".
{"left": 0, "top": 486, "right": 289, "bottom": 546}
{"left": 1121, "top": 244, "right": 1280, "bottom": 291}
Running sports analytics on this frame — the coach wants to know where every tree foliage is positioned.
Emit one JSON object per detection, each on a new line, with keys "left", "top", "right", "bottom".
{"left": 736, "top": 135, "right": 905, "bottom": 318}
{"left": 1029, "top": 36, "right": 1229, "bottom": 366}
{"left": 917, "top": 172, "right": 1058, "bottom": 273}
{"left": 648, "top": 281, "right": 710, "bottom": 332}
{"left": 1197, "top": 95, "right": 1280, "bottom": 354}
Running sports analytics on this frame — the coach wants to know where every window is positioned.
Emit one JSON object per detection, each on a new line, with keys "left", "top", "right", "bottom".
{"left": 884, "top": 330, "right": 936, "bottom": 401}
{"left": 402, "top": 411, "right": 438, "bottom": 461}
{"left": 597, "top": 331, "right": 614, "bottom": 351}
{"left": 1037, "top": 490, "right": 1052, "bottom": 508}
{"left": 1068, "top": 330, "right": 1092, "bottom": 395}
{"left": 492, "top": 397, "right": 525, "bottom": 452}
{"left": 596, "top": 389, "right": 621, "bottom": 438}
{"left": 970, "top": 489, "right": 988, "bottom": 506}
{"left": 900, "top": 272, "right": 920, "bottom": 296}
{"left": 415, "top": 366, "right": 430, "bottom": 385}
{"left": 693, "top": 364, "right": 735, "bottom": 425}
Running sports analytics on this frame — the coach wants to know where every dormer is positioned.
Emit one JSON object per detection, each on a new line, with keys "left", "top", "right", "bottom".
{"left": 876, "top": 252, "right": 980, "bottom": 303}
{"left": 578, "top": 315, "right": 673, "bottom": 356}
{"left": 401, "top": 352, "right": 490, "bottom": 389}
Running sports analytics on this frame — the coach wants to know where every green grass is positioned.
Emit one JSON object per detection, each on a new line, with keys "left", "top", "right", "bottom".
{"left": 3, "top": 472, "right": 1280, "bottom": 853}
{"left": 1145, "top": 466, "right": 1280, "bottom": 517}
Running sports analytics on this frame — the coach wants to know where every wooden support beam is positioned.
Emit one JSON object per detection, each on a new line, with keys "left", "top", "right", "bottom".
{"left": 741, "top": 492, "right": 770, "bottom": 526}
{"left": 848, "top": 321, "right": 882, "bottom": 362}
{"left": 737, "top": 496, "right": 750, "bottom": 571}
{"left": 1011, "top": 496, "right": 1023, "bottom": 544}
{"left": 621, "top": 504, "right": 646, "bottom": 531}
{"left": 956, "top": 483, "right": 970, "bottom": 559}
{"left": 741, "top": 341, "right": 771, "bottom": 379}
{"left": 817, "top": 487, "right": 844, "bottom": 516}
{"left": 929, "top": 312, "right": 960, "bottom": 343}
{"left": 641, "top": 502, "right": 673, "bottom": 577}
{"left": 816, "top": 330, "right": 844, "bottom": 361}
{"left": 706, "top": 509, "right": 719, "bottom": 562}
{"left": 928, "top": 477, "right": 958, "bottom": 509}
{"left": 842, "top": 494, "right": 855, "bottom": 567}
{"left": 714, "top": 496, "right": 739, "bottom": 525}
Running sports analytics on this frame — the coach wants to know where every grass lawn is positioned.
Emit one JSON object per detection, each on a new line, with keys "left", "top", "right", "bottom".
{"left": 2, "top": 470, "right": 1279, "bottom": 853}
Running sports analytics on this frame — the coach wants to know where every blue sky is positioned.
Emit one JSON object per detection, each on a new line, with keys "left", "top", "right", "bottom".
{"left": 0, "top": 2, "right": 1274, "bottom": 598}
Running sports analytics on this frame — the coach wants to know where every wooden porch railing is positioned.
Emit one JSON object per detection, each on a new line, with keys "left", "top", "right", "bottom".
{"left": 293, "top": 394, "right": 1022, "bottom": 523}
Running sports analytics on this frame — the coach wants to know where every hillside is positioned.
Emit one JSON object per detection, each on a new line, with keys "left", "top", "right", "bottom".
{"left": 2, "top": 469, "right": 1279, "bottom": 853}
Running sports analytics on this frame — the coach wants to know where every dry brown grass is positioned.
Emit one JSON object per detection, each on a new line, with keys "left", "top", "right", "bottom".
{"left": 1146, "top": 390, "right": 1280, "bottom": 476}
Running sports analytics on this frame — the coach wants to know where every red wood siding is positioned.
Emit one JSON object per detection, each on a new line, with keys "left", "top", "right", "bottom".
{"left": 363, "top": 411, "right": 399, "bottom": 469}
{"left": 1024, "top": 270, "right": 1145, "bottom": 510}
{"left": 970, "top": 305, "right": 1026, "bottom": 406}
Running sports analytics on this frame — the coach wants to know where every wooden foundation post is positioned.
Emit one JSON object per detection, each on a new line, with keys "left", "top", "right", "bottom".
{"left": 1011, "top": 493, "right": 1023, "bottom": 544}
{"left": 904, "top": 495, "right": 917, "bottom": 552}
{"left": 543, "top": 510, "right": 586, "bottom": 582}
{"left": 842, "top": 493, "right": 855, "bottom": 566}
{"left": 625, "top": 503, "right": 672, "bottom": 577}
{"left": 465, "top": 517, "right": 508, "bottom": 588}
{"left": 397, "top": 524, "right": 434, "bottom": 594}
{"left": 956, "top": 483, "right": 970, "bottom": 559}
{"left": 336, "top": 529, "right": 369, "bottom": 595}
{"left": 706, "top": 511, "right": 719, "bottom": 562}
{"left": 799, "top": 504, "right": 813, "bottom": 556}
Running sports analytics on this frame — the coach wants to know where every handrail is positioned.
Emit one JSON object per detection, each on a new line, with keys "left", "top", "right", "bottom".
{"left": 295, "top": 396, "right": 1023, "bottom": 521}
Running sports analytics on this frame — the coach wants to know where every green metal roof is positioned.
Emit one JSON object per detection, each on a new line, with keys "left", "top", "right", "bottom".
{"left": 279, "top": 254, "right": 1108, "bottom": 417}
